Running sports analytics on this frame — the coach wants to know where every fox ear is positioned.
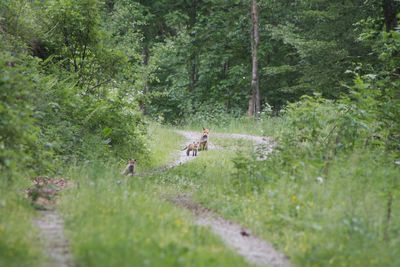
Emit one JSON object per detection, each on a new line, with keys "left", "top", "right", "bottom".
{"left": 202, "top": 127, "right": 205, "bottom": 130}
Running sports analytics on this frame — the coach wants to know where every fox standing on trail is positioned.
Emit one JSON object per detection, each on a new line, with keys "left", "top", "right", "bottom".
{"left": 183, "top": 142, "right": 199, "bottom": 156}
{"left": 199, "top": 127, "right": 210, "bottom": 151}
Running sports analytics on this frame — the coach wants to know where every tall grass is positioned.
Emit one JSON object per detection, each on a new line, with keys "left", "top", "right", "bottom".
{"left": 58, "top": 162, "right": 251, "bottom": 267}
{"left": 0, "top": 179, "right": 43, "bottom": 267}
{"left": 141, "top": 123, "right": 184, "bottom": 170}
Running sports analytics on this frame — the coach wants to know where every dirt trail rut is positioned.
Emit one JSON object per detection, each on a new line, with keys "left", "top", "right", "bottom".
{"left": 33, "top": 211, "right": 74, "bottom": 267}
{"left": 170, "top": 130, "right": 293, "bottom": 267}
{"left": 28, "top": 178, "right": 74, "bottom": 267}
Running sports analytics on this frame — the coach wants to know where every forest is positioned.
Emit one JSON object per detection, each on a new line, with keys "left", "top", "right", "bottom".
{"left": 1, "top": 0, "right": 399, "bottom": 266}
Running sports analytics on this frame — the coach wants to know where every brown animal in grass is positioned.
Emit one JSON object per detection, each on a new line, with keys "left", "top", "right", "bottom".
{"left": 183, "top": 142, "right": 199, "bottom": 156}
{"left": 121, "top": 158, "right": 136, "bottom": 176}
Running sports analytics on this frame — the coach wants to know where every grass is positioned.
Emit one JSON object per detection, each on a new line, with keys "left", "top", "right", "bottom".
{"left": 0, "top": 179, "right": 43, "bottom": 267}
{"left": 131, "top": 122, "right": 184, "bottom": 172}
{"left": 2, "top": 118, "right": 398, "bottom": 267}
{"left": 151, "top": 124, "right": 400, "bottom": 267}
{"left": 57, "top": 126, "right": 252, "bottom": 267}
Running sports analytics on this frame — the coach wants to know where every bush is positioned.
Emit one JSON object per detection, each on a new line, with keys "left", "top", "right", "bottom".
{"left": 0, "top": 47, "right": 49, "bottom": 179}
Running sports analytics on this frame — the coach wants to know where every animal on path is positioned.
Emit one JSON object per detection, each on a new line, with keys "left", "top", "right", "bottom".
{"left": 199, "top": 127, "right": 210, "bottom": 151}
{"left": 183, "top": 142, "right": 199, "bottom": 156}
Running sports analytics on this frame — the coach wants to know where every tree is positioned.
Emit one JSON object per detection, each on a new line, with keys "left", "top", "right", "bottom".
{"left": 382, "top": 0, "right": 398, "bottom": 32}
{"left": 248, "top": 0, "right": 260, "bottom": 117}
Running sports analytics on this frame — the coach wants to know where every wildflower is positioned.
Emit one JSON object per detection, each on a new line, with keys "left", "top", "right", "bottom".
{"left": 316, "top": 177, "right": 324, "bottom": 183}
{"left": 296, "top": 205, "right": 300, "bottom": 211}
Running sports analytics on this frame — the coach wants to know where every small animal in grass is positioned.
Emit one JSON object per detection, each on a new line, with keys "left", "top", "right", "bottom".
{"left": 199, "top": 127, "right": 210, "bottom": 151}
{"left": 183, "top": 142, "right": 199, "bottom": 156}
{"left": 121, "top": 158, "right": 136, "bottom": 176}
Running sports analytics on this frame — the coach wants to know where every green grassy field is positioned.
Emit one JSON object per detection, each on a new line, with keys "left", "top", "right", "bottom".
{"left": 151, "top": 126, "right": 400, "bottom": 267}
{"left": 57, "top": 125, "right": 252, "bottom": 267}
{"left": 1, "top": 120, "right": 398, "bottom": 267}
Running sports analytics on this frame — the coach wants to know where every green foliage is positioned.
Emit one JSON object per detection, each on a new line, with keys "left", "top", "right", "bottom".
{"left": 0, "top": 0, "right": 148, "bottom": 179}
{"left": 133, "top": 0, "right": 389, "bottom": 122}
{"left": 0, "top": 45, "right": 48, "bottom": 177}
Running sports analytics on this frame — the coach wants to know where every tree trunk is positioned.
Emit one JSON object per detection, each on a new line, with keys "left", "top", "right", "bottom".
{"left": 140, "top": 45, "right": 149, "bottom": 114}
{"left": 188, "top": 0, "right": 199, "bottom": 94}
{"left": 248, "top": 0, "right": 260, "bottom": 117}
{"left": 382, "top": 0, "right": 398, "bottom": 32}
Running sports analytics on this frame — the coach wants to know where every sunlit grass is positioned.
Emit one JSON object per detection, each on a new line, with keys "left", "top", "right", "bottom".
{"left": 125, "top": 122, "right": 184, "bottom": 173}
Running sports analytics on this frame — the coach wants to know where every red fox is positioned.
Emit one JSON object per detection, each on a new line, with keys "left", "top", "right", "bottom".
{"left": 121, "top": 159, "right": 136, "bottom": 175}
{"left": 199, "top": 127, "right": 210, "bottom": 151}
{"left": 183, "top": 142, "right": 199, "bottom": 156}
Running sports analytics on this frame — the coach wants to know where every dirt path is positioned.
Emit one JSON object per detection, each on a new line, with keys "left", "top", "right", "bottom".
{"left": 33, "top": 211, "right": 74, "bottom": 267}
{"left": 169, "top": 130, "right": 293, "bottom": 267}
{"left": 28, "top": 178, "right": 74, "bottom": 267}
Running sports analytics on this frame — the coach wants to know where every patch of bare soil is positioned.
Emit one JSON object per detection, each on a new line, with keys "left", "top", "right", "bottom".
{"left": 33, "top": 211, "right": 74, "bottom": 267}
{"left": 169, "top": 194, "right": 293, "bottom": 267}
{"left": 27, "top": 178, "right": 74, "bottom": 267}
{"left": 166, "top": 131, "right": 292, "bottom": 266}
